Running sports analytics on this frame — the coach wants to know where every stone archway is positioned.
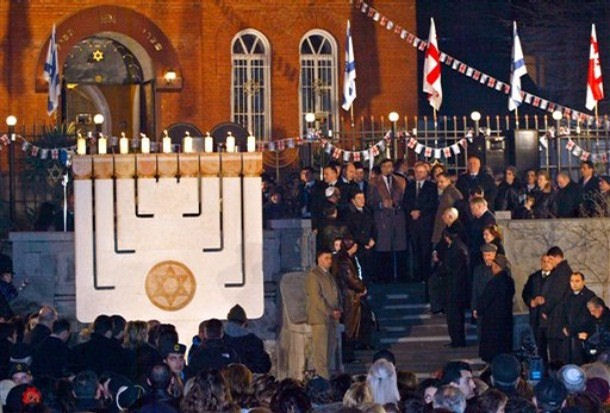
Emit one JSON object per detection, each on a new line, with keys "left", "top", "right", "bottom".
{"left": 35, "top": 5, "right": 183, "bottom": 92}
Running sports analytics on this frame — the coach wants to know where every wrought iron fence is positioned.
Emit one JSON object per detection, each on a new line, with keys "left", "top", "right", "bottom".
{"left": 2, "top": 114, "right": 610, "bottom": 232}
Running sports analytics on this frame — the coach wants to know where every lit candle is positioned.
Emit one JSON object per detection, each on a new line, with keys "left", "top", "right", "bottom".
{"left": 183, "top": 131, "right": 193, "bottom": 153}
{"left": 162, "top": 129, "right": 172, "bottom": 153}
{"left": 76, "top": 132, "right": 86, "bottom": 155}
{"left": 119, "top": 132, "right": 129, "bottom": 154}
{"left": 140, "top": 133, "right": 150, "bottom": 154}
{"left": 98, "top": 133, "right": 107, "bottom": 155}
{"left": 247, "top": 134, "right": 256, "bottom": 152}
{"left": 204, "top": 132, "right": 214, "bottom": 153}
{"left": 225, "top": 132, "right": 235, "bottom": 153}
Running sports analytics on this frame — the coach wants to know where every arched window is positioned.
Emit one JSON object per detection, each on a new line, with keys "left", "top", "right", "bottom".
{"left": 231, "top": 30, "right": 271, "bottom": 141}
{"left": 299, "top": 30, "right": 339, "bottom": 135}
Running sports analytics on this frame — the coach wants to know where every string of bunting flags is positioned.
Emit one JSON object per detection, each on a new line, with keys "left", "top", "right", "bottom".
{"left": 355, "top": 0, "right": 600, "bottom": 124}
{"left": 1, "top": 129, "right": 476, "bottom": 165}
{"left": 0, "top": 133, "right": 74, "bottom": 166}
{"left": 320, "top": 129, "right": 475, "bottom": 162}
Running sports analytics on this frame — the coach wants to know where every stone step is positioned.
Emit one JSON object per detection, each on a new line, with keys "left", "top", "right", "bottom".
{"left": 380, "top": 334, "right": 478, "bottom": 345}
{"left": 381, "top": 324, "right": 477, "bottom": 337}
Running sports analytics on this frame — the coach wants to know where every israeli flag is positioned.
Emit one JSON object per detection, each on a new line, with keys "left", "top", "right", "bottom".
{"left": 508, "top": 21, "right": 527, "bottom": 111}
{"left": 342, "top": 20, "right": 357, "bottom": 111}
{"left": 43, "top": 24, "right": 61, "bottom": 116}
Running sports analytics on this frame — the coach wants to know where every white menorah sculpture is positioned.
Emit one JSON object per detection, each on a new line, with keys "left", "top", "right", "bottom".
{"left": 72, "top": 152, "right": 264, "bottom": 336}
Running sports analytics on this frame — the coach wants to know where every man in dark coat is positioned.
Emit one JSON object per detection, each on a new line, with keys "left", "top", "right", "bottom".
{"left": 404, "top": 162, "right": 438, "bottom": 282}
{"left": 367, "top": 159, "right": 407, "bottom": 281}
{"left": 432, "top": 173, "right": 464, "bottom": 246}
{"left": 344, "top": 191, "right": 376, "bottom": 281}
{"left": 28, "top": 305, "right": 57, "bottom": 348}
{"left": 31, "top": 318, "right": 72, "bottom": 378}
{"left": 471, "top": 243, "right": 497, "bottom": 338}
{"left": 223, "top": 305, "right": 271, "bottom": 374}
{"left": 298, "top": 167, "right": 316, "bottom": 219}
{"left": 561, "top": 271, "right": 596, "bottom": 364}
{"left": 441, "top": 228, "right": 469, "bottom": 347}
{"left": 337, "top": 162, "right": 359, "bottom": 214}
{"left": 540, "top": 246, "right": 573, "bottom": 363}
{"left": 456, "top": 155, "right": 498, "bottom": 211}
{"left": 311, "top": 164, "right": 340, "bottom": 231}
{"left": 522, "top": 254, "right": 554, "bottom": 364}
{"left": 467, "top": 196, "right": 496, "bottom": 268}
{"left": 476, "top": 255, "right": 515, "bottom": 363}
{"left": 579, "top": 160, "right": 601, "bottom": 217}
{"left": 553, "top": 172, "right": 582, "bottom": 218}
{"left": 188, "top": 318, "right": 239, "bottom": 375}
{"left": 72, "top": 314, "right": 129, "bottom": 376}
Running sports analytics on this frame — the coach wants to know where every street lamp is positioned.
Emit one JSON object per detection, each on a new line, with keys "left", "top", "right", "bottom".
{"left": 470, "top": 111, "right": 481, "bottom": 135}
{"left": 93, "top": 113, "right": 104, "bottom": 133}
{"left": 6, "top": 115, "right": 17, "bottom": 226}
{"left": 389, "top": 112, "right": 399, "bottom": 159}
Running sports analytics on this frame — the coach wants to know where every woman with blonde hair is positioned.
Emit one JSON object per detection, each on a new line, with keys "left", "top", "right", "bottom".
{"left": 534, "top": 170, "right": 555, "bottom": 218}
{"left": 343, "top": 381, "right": 373, "bottom": 408}
{"left": 366, "top": 359, "right": 400, "bottom": 406}
{"left": 222, "top": 363, "right": 254, "bottom": 409}
{"left": 123, "top": 320, "right": 158, "bottom": 382}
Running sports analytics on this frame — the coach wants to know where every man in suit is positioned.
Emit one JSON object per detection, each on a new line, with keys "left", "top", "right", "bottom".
{"left": 344, "top": 191, "right": 375, "bottom": 281}
{"left": 353, "top": 162, "right": 368, "bottom": 194}
{"left": 298, "top": 167, "right": 316, "bottom": 218}
{"left": 554, "top": 172, "right": 582, "bottom": 218}
{"left": 367, "top": 158, "right": 408, "bottom": 281}
{"left": 522, "top": 254, "right": 554, "bottom": 364}
{"left": 337, "top": 162, "right": 359, "bottom": 216}
{"left": 467, "top": 196, "right": 496, "bottom": 268}
{"left": 306, "top": 249, "right": 341, "bottom": 379}
{"left": 404, "top": 162, "right": 438, "bottom": 282}
{"left": 456, "top": 155, "right": 498, "bottom": 211}
{"left": 541, "top": 246, "right": 573, "bottom": 362}
{"left": 432, "top": 172, "right": 464, "bottom": 246}
{"left": 579, "top": 160, "right": 601, "bottom": 217}
{"left": 311, "top": 163, "right": 340, "bottom": 232}
{"left": 562, "top": 271, "right": 596, "bottom": 364}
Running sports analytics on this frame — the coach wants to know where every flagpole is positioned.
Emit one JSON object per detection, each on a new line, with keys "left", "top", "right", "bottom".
{"left": 350, "top": 106, "right": 355, "bottom": 128}
{"left": 515, "top": 107, "right": 519, "bottom": 129}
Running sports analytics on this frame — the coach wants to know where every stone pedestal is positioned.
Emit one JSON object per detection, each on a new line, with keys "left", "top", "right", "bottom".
{"left": 9, "top": 232, "right": 75, "bottom": 316}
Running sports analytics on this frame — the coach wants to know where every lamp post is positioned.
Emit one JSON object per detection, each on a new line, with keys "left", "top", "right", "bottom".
{"left": 470, "top": 111, "right": 481, "bottom": 136}
{"left": 305, "top": 112, "right": 316, "bottom": 168}
{"left": 389, "top": 111, "right": 399, "bottom": 160}
{"left": 93, "top": 113, "right": 104, "bottom": 133}
{"left": 6, "top": 115, "right": 17, "bottom": 226}
{"left": 552, "top": 110, "right": 562, "bottom": 172}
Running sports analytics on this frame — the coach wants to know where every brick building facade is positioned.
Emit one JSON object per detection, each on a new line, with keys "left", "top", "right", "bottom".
{"left": 1, "top": 0, "right": 417, "bottom": 142}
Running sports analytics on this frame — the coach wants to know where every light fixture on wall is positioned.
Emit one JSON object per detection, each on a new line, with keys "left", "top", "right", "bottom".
{"left": 164, "top": 70, "right": 177, "bottom": 84}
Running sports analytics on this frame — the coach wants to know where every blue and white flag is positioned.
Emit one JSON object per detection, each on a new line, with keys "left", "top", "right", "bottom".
{"left": 43, "top": 24, "right": 61, "bottom": 116}
{"left": 342, "top": 20, "right": 357, "bottom": 111}
{"left": 508, "top": 21, "right": 527, "bottom": 111}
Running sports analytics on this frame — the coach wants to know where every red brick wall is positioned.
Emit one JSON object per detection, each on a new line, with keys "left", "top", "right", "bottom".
{"left": 0, "top": 0, "right": 417, "bottom": 139}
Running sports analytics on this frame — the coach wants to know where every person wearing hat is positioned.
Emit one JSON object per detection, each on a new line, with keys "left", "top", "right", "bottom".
{"left": 595, "top": 175, "right": 610, "bottom": 217}
{"left": 8, "top": 363, "right": 32, "bottom": 386}
{"left": 159, "top": 341, "right": 186, "bottom": 398}
{"left": 224, "top": 304, "right": 271, "bottom": 374}
{"left": 476, "top": 254, "right": 515, "bottom": 363}
{"left": 470, "top": 243, "right": 497, "bottom": 335}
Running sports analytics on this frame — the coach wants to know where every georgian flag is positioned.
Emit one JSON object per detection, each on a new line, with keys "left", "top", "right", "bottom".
{"left": 342, "top": 20, "right": 357, "bottom": 111}
{"left": 423, "top": 18, "right": 442, "bottom": 111}
{"left": 509, "top": 21, "right": 528, "bottom": 111}
{"left": 586, "top": 24, "right": 604, "bottom": 111}
{"left": 43, "top": 24, "right": 61, "bottom": 116}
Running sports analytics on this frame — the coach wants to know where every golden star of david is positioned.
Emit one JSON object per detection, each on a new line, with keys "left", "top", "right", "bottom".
{"left": 92, "top": 50, "right": 104, "bottom": 62}
{"left": 145, "top": 261, "right": 196, "bottom": 311}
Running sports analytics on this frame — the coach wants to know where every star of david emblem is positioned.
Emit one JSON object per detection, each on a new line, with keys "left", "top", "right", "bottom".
{"left": 47, "top": 163, "right": 64, "bottom": 186}
{"left": 145, "top": 261, "right": 196, "bottom": 311}
{"left": 92, "top": 50, "right": 104, "bottom": 62}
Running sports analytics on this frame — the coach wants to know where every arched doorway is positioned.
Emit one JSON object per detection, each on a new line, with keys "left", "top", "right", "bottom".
{"left": 35, "top": 6, "right": 184, "bottom": 138}
{"left": 63, "top": 36, "right": 153, "bottom": 139}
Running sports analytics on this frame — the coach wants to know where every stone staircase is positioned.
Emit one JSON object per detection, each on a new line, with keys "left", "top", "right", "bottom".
{"left": 345, "top": 282, "right": 485, "bottom": 377}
